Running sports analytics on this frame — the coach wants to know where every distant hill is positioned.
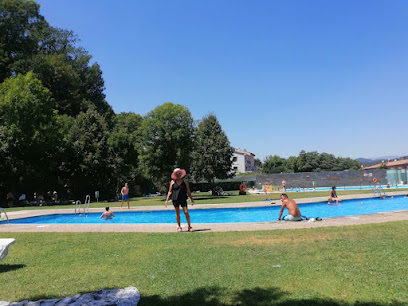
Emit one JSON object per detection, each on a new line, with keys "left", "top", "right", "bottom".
{"left": 356, "top": 155, "right": 405, "bottom": 166}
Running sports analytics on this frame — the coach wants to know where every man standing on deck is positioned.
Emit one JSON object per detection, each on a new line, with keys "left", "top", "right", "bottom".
{"left": 282, "top": 180, "right": 287, "bottom": 192}
{"left": 278, "top": 193, "right": 301, "bottom": 221}
{"left": 121, "top": 183, "right": 130, "bottom": 209}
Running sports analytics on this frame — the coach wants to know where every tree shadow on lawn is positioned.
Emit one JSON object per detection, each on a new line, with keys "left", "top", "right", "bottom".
{"left": 8, "top": 286, "right": 405, "bottom": 305}
{"left": 0, "top": 264, "right": 26, "bottom": 273}
{"left": 139, "top": 286, "right": 405, "bottom": 306}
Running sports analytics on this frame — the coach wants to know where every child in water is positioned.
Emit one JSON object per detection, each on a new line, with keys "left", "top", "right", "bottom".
{"left": 100, "top": 207, "right": 115, "bottom": 219}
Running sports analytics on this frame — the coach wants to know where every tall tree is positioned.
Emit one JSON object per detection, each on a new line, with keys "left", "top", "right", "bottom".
{"left": 191, "top": 113, "right": 233, "bottom": 186}
{"left": 65, "top": 108, "right": 112, "bottom": 198}
{"left": 0, "top": 0, "right": 113, "bottom": 119}
{"left": 108, "top": 112, "right": 143, "bottom": 195}
{"left": 285, "top": 156, "right": 298, "bottom": 173}
{"left": 254, "top": 158, "right": 263, "bottom": 173}
{"left": 0, "top": 72, "right": 62, "bottom": 197}
{"left": 0, "top": 0, "right": 47, "bottom": 82}
{"left": 317, "top": 153, "right": 336, "bottom": 172}
{"left": 139, "top": 102, "right": 194, "bottom": 191}
{"left": 297, "top": 150, "right": 320, "bottom": 172}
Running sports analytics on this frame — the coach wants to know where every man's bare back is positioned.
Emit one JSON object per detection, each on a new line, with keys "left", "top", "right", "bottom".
{"left": 100, "top": 207, "right": 115, "bottom": 219}
{"left": 278, "top": 194, "right": 301, "bottom": 221}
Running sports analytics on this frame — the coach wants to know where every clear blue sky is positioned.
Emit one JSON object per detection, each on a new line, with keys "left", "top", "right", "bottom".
{"left": 35, "top": 0, "right": 408, "bottom": 160}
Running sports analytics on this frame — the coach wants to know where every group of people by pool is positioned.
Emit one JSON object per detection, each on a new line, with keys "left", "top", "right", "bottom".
{"left": 98, "top": 170, "right": 408, "bottom": 230}
{"left": 105, "top": 169, "right": 408, "bottom": 229}
{"left": 99, "top": 168, "right": 311, "bottom": 230}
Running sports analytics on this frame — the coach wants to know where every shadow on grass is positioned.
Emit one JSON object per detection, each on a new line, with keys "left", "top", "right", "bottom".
{"left": 0, "top": 264, "right": 26, "bottom": 273}
{"left": 139, "top": 286, "right": 405, "bottom": 306}
{"left": 10, "top": 286, "right": 405, "bottom": 305}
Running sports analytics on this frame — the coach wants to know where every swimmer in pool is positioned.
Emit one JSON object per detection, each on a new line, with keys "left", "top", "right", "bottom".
{"left": 100, "top": 207, "right": 115, "bottom": 219}
{"left": 278, "top": 193, "right": 301, "bottom": 221}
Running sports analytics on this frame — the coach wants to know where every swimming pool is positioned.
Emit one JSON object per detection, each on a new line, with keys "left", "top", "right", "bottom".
{"left": 2, "top": 196, "right": 408, "bottom": 224}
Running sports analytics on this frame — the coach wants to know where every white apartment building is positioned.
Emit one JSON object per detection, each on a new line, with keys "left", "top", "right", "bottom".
{"left": 232, "top": 149, "right": 256, "bottom": 173}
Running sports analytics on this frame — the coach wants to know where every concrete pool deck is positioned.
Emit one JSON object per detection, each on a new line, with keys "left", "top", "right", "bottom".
{"left": 1, "top": 191, "right": 407, "bottom": 233}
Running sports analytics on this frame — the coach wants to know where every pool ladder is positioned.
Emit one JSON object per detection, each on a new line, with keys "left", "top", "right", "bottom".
{"left": 0, "top": 207, "right": 9, "bottom": 223}
{"left": 373, "top": 184, "right": 386, "bottom": 198}
{"left": 75, "top": 195, "right": 91, "bottom": 216}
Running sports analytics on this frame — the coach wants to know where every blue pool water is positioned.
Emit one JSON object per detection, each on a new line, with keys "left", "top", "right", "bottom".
{"left": 3, "top": 196, "right": 408, "bottom": 224}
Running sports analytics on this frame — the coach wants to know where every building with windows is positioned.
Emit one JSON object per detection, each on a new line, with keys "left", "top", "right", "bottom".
{"left": 231, "top": 149, "right": 256, "bottom": 174}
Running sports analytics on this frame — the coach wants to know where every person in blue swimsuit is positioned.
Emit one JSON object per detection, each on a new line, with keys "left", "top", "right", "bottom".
{"left": 165, "top": 168, "right": 195, "bottom": 232}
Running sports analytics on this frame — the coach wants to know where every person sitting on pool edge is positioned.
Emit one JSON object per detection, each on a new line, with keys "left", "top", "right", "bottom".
{"left": 100, "top": 207, "right": 115, "bottom": 219}
{"left": 278, "top": 193, "right": 301, "bottom": 221}
{"left": 328, "top": 186, "right": 342, "bottom": 204}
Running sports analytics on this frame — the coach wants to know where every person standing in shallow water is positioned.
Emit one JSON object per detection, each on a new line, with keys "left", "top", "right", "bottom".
{"left": 165, "top": 168, "right": 195, "bottom": 232}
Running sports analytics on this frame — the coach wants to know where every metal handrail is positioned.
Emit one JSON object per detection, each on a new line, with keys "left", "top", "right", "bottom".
{"left": 75, "top": 195, "right": 91, "bottom": 216}
{"left": 75, "top": 200, "right": 82, "bottom": 215}
{"left": 0, "top": 207, "right": 9, "bottom": 223}
{"left": 373, "top": 184, "right": 386, "bottom": 197}
{"left": 84, "top": 195, "right": 90, "bottom": 216}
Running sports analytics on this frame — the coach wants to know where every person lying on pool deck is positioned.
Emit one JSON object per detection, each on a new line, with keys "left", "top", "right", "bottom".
{"left": 278, "top": 193, "right": 301, "bottom": 221}
{"left": 100, "top": 207, "right": 115, "bottom": 219}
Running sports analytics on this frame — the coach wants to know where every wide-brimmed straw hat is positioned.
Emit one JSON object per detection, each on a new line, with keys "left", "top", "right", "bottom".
{"left": 171, "top": 168, "right": 186, "bottom": 180}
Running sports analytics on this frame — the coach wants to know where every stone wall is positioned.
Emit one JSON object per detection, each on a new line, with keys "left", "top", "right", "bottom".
{"left": 202, "top": 170, "right": 388, "bottom": 190}
{"left": 254, "top": 169, "right": 387, "bottom": 189}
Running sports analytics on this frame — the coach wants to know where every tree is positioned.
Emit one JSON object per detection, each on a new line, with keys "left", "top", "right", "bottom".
{"left": 318, "top": 153, "right": 336, "bottom": 172}
{"left": 297, "top": 150, "right": 320, "bottom": 172}
{"left": 254, "top": 158, "right": 263, "bottom": 173}
{"left": 0, "top": 0, "right": 47, "bottom": 82}
{"left": 285, "top": 156, "right": 298, "bottom": 173}
{"left": 139, "top": 102, "right": 194, "bottom": 192}
{"left": 26, "top": 38, "right": 114, "bottom": 119}
{"left": 108, "top": 112, "right": 143, "bottom": 195}
{"left": 0, "top": 72, "right": 62, "bottom": 198}
{"left": 0, "top": 1, "right": 114, "bottom": 119}
{"left": 262, "top": 155, "right": 287, "bottom": 174}
{"left": 65, "top": 108, "right": 113, "bottom": 198}
{"left": 191, "top": 113, "right": 233, "bottom": 186}
{"left": 336, "top": 157, "right": 361, "bottom": 171}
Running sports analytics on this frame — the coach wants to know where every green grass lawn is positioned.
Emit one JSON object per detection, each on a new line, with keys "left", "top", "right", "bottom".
{"left": 4, "top": 188, "right": 408, "bottom": 212}
{"left": 1, "top": 222, "right": 407, "bottom": 305}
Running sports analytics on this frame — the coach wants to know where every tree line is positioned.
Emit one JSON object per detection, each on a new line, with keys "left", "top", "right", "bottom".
{"left": 257, "top": 151, "right": 361, "bottom": 174}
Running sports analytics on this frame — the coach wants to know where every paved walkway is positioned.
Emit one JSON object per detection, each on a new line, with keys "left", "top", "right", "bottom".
{"left": 1, "top": 192, "right": 407, "bottom": 233}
